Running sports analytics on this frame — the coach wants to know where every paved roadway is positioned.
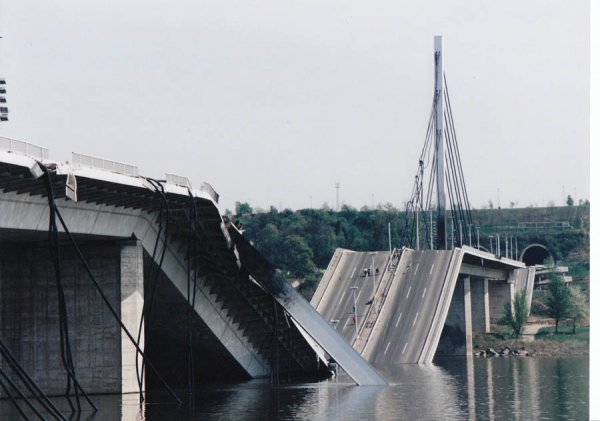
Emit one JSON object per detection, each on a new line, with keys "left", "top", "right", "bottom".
{"left": 363, "top": 249, "right": 456, "bottom": 364}
{"left": 312, "top": 250, "right": 391, "bottom": 344}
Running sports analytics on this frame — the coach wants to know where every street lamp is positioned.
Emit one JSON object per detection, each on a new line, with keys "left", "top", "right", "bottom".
{"left": 369, "top": 252, "right": 377, "bottom": 308}
{"left": 350, "top": 286, "right": 359, "bottom": 340}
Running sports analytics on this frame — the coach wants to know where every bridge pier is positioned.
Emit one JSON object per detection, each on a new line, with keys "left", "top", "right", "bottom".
{"left": 0, "top": 240, "right": 145, "bottom": 397}
{"left": 435, "top": 276, "right": 473, "bottom": 357}
{"left": 488, "top": 279, "right": 514, "bottom": 323}
{"left": 470, "top": 278, "right": 490, "bottom": 333}
{"left": 119, "top": 240, "right": 145, "bottom": 394}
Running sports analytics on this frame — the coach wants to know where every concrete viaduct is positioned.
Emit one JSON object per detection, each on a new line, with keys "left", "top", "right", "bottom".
{"left": 0, "top": 138, "right": 385, "bottom": 401}
{"left": 0, "top": 136, "right": 538, "bottom": 402}
{"left": 311, "top": 247, "right": 535, "bottom": 366}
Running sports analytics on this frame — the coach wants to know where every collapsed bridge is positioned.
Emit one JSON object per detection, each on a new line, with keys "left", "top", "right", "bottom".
{"left": 0, "top": 138, "right": 385, "bottom": 406}
{"left": 312, "top": 247, "right": 535, "bottom": 366}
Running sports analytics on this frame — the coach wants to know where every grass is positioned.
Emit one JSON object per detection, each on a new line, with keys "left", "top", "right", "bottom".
{"left": 535, "top": 325, "right": 589, "bottom": 343}
{"left": 472, "top": 323, "right": 589, "bottom": 356}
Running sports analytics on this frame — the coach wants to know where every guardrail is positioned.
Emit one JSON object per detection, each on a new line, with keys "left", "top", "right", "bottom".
{"left": 165, "top": 173, "right": 191, "bottom": 189}
{"left": 72, "top": 152, "right": 138, "bottom": 177}
{"left": 0, "top": 136, "right": 49, "bottom": 161}
{"left": 517, "top": 221, "right": 571, "bottom": 229}
{"left": 201, "top": 182, "right": 219, "bottom": 204}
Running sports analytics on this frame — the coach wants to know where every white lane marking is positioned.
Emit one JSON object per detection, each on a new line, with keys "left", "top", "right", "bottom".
{"left": 406, "top": 286, "right": 412, "bottom": 298}
{"left": 395, "top": 312, "right": 403, "bottom": 327}
{"left": 422, "top": 287, "right": 427, "bottom": 298}
{"left": 414, "top": 262, "right": 420, "bottom": 274}
{"left": 350, "top": 267, "right": 357, "bottom": 279}
{"left": 429, "top": 263, "right": 436, "bottom": 274}
{"left": 338, "top": 291, "right": 346, "bottom": 306}
{"left": 384, "top": 341, "right": 391, "bottom": 355}
{"left": 412, "top": 312, "right": 419, "bottom": 327}
{"left": 402, "top": 342, "right": 408, "bottom": 355}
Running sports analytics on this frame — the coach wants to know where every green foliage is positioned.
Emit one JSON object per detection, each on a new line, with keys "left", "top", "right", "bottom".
{"left": 566, "top": 195, "right": 574, "bottom": 206}
{"left": 546, "top": 274, "right": 571, "bottom": 334}
{"left": 535, "top": 326, "right": 589, "bottom": 343}
{"left": 235, "top": 201, "right": 253, "bottom": 215}
{"left": 568, "top": 286, "right": 589, "bottom": 334}
{"left": 235, "top": 204, "right": 589, "bottom": 304}
{"left": 530, "top": 290, "right": 549, "bottom": 317}
{"left": 501, "top": 290, "right": 528, "bottom": 337}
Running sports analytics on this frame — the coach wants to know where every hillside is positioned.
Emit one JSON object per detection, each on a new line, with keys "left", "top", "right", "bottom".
{"left": 232, "top": 203, "right": 590, "bottom": 298}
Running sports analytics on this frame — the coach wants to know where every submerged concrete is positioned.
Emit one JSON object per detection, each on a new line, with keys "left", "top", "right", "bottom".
{"left": 0, "top": 145, "right": 384, "bottom": 399}
{"left": 312, "top": 246, "right": 534, "bottom": 365}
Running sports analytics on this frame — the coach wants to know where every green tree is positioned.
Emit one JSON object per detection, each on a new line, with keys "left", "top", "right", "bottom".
{"left": 566, "top": 194, "right": 574, "bottom": 207}
{"left": 568, "top": 285, "right": 588, "bottom": 334}
{"left": 546, "top": 274, "right": 571, "bottom": 333}
{"left": 235, "top": 201, "right": 253, "bottom": 216}
{"left": 502, "top": 290, "right": 528, "bottom": 337}
{"left": 279, "top": 235, "right": 317, "bottom": 278}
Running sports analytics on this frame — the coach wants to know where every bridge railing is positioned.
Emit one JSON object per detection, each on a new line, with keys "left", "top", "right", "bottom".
{"left": 72, "top": 152, "right": 138, "bottom": 177}
{"left": 201, "top": 182, "right": 219, "bottom": 204}
{"left": 0, "top": 136, "right": 49, "bottom": 161}
{"left": 166, "top": 173, "right": 191, "bottom": 189}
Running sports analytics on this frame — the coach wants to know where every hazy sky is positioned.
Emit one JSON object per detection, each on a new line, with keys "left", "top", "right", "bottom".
{"left": 0, "top": 0, "right": 590, "bottom": 212}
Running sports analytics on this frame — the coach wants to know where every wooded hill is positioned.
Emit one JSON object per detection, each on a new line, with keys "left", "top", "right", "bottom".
{"left": 231, "top": 203, "right": 589, "bottom": 298}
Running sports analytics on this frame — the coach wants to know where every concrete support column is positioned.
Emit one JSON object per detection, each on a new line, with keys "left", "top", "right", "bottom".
{"left": 120, "top": 240, "right": 144, "bottom": 393}
{"left": 483, "top": 278, "right": 490, "bottom": 333}
{"left": 463, "top": 277, "right": 473, "bottom": 356}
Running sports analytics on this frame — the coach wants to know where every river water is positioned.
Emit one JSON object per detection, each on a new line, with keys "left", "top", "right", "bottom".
{"left": 0, "top": 356, "right": 588, "bottom": 420}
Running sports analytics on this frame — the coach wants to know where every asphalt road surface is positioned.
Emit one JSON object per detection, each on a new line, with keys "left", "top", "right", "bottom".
{"left": 312, "top": 250, "right": 390, "bottom": 344}
{"left": 363, "top": 249, "right": 456, "bottom": 364}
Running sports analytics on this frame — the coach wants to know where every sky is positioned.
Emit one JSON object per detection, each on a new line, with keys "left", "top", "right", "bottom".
{"left": 0, "top": 0, "right": 591, "bottom": 213}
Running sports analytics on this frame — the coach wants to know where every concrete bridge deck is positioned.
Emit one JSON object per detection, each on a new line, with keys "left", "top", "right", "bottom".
{"left": 312, "top": 246, "right": 535, "bottom": 366}
{"left": 0, "top": 143, "right": 385, "bottom": 397}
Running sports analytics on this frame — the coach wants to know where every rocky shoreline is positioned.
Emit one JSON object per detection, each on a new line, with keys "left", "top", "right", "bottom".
{"left": 475, "top": 346, "right": 529, "bottom": 358}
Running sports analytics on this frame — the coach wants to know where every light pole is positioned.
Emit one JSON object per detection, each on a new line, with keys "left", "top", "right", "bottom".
{"left": 488, "top": 235, "right": 494, "bottom": 254}
{"left": 350, "top": 286, "right": 359, "bottom": 340}
{"left": 369, "top": 252, "right": 377, "bottom": 299}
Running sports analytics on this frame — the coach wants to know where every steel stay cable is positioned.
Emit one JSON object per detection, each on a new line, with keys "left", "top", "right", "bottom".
{"left": 0, "top": 369, "right": 29, "bottom": 421}
{"left": 0, "top": 338, "right": 66, "bottom": 420}
{"left": 0, "top": 365, "right": 45, "bottom": 420}
{"left": 50, "top": 207, "right": 182, "bottom": 405}
{"left": 443, "top": 76, "right": 473, "bottom": 226}
{"left": 136, "top": 177, "right": 171, "bottom": 402}
{"left": 443, "top": 112, "right": 468, "bottom": 243}
{"left": 36, "top": 166, "right": 181, "bottom": 406}
{"left": 135, "top": 197, "right": 162, "bottom": 396}
{"left": 41, "top": 165, "right": 96, "bottom": 413}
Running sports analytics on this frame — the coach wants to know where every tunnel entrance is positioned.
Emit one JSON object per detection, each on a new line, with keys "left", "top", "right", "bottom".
{"left": 520, "top": 244, "right": 554, "bottom": 266}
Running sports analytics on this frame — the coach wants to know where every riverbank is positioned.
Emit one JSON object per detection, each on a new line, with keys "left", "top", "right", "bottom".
{"left": 473, "top": 323, "right": 589, "bottom": 357}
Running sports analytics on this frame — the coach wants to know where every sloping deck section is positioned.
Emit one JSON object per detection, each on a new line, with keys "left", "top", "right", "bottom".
{"left": 312, "top": 246, "right": 532, "bottom": 365}
{"left": 0, "top": 148, "right": 383, "bottom": 386}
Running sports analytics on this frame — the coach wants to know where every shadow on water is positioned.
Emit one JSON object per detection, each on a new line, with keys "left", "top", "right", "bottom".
{"left": 0, "top": 357, "right": 588, "bottom": 420}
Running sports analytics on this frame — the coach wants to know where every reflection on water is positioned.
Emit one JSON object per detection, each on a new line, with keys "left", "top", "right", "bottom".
{"left": 0, "top": 357, "right": 588, "bottom": 420}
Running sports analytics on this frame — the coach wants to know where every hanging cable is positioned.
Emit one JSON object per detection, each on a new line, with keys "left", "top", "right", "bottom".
{"left": 0, "top": 337, "right": 66, "bottom": 420}
{"left": 38, "top": 163, "right": 181, "bottom": 406}
{"left": 186, "top": 188, "right": 199, "bottom": 397}
{"left": 40, "top": 165, "right": 97, "bottom": 414}
{"left": 136, "top": 177, "right": 170, "bottom": 403}
{"left": 0, "top": 365, "right": 46, "bottom": 420}
{"left": 0, "top": 369, "right": 28, "bottom": 420}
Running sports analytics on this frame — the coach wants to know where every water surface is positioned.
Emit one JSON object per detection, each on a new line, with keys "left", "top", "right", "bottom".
{"left": 0, "top": 357, "right": 588, "bottom": 420}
